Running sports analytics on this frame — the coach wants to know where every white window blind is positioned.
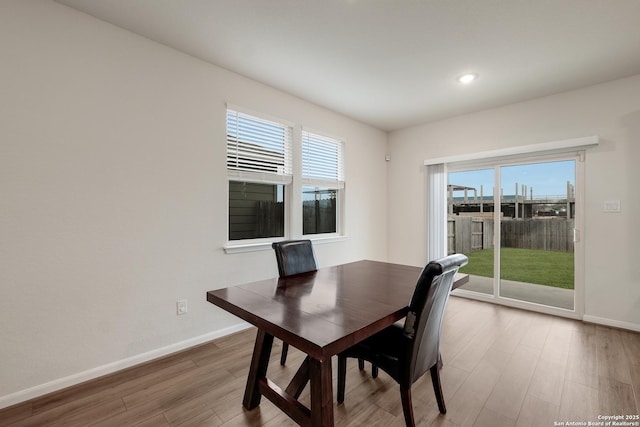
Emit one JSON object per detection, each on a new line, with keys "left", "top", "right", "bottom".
{"left": 302, "top": 130, "right": 344, "bottom": 184}
{"left": 226, "top": 109, "right": 292, "bottom": 177}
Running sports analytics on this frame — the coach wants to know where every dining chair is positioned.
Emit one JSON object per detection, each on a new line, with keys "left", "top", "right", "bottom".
{"left": 271, "top": 239, "right": 318, "bottom": 365}
{"left": 337, "top": 253, "right": 468, "bottom": 427}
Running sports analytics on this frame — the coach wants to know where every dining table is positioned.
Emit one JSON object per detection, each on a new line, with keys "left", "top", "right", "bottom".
{"left": 206, "top": 259, "right": 469, "bottom": 426}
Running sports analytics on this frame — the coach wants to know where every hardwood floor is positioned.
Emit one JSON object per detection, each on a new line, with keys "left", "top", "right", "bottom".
{"left": 2, "top": 296, "right": 639, "bottom": 426}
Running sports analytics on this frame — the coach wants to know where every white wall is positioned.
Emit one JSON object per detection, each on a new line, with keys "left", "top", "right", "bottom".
{"left": 0, "top": 0, "right": 388, "bottom": 406}
{"left": 388, "top": 74, "right": 640, "bottom": 331}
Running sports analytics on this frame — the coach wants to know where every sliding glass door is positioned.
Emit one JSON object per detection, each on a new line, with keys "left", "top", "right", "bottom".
{"left": 447, "top": 155, "right": 581, "bottom": 315}
{"left": 498, "top": 161, "right": 575, "bottom": 310}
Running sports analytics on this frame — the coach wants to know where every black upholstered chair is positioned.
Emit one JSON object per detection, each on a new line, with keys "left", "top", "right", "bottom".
{"left": 272, "top": 239, "right": 318, "bottom": 278}
{"left": 271, "top": 240, "right": 318, "bottom": 365}
{"left": 337, "top": 253, "right": 468, "bottom": 427}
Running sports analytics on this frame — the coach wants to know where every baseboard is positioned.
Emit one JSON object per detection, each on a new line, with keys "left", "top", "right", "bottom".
{"left": 582, "top": 315, "right": 640, "bottom": 332}
{"left": 0, "top": 322, "right": 252, "bottom": 410}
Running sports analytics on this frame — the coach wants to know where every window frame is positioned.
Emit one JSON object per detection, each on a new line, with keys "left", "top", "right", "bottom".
{"left": 300, "top": 128, "right": 345, "bottom": 238}
{"left": 225, "top": 106, "right": 293, "bottom": 248}
{"left": 424, "top": 136, "right": 597, "bottom": 319}
{"left": 224, "top": 108, "right": 347, "bottom": 254}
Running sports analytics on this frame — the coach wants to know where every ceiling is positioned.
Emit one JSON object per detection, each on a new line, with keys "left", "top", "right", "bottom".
{"left": 54, "top": 0, "right": 640, "bottom": 131}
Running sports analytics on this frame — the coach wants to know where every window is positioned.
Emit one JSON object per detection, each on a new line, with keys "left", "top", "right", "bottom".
{"left": 225, "top": 107, "right": 346, "bottom": 247}
{"left": 227, "top": 108, "right": 292, "bottom": 240}
{"left": 301, "top": 130, "right": 345, "bottom": 235}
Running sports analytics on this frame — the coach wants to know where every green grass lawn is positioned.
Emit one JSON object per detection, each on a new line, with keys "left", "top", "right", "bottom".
{"left": 459, "top": 247, "right": 574, "bottom": 289}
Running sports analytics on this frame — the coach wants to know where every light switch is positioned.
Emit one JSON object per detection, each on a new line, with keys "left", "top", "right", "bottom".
{"left": 603, "top": 200, "right": 621, "bottom": 213}
{"left": 176, "top": 299, "right": 187, "bottom": 315}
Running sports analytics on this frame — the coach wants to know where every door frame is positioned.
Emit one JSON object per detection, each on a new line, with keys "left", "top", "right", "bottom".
{"left": 445, "top": 151, "right": 585, "bottom": 320}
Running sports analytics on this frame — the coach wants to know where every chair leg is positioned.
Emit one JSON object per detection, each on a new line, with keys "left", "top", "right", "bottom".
{"left": 337, "top": 355, "right": 347, "bottom": 403}
{"left": 429, "top": 365, "right": 447, "bottom": 414}
{"left": 280, "top": 342, "right": 289, "bottom": 365}
{"left": 400, "top": 386, "right": 415, "bottom": 427}
{"left": 356, "top": 358, "right": 377, "bottom": 378}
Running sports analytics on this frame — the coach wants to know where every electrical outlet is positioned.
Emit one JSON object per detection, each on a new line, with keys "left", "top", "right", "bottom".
{"left": 176, "top": 299, "right": 187, "bottom": 315}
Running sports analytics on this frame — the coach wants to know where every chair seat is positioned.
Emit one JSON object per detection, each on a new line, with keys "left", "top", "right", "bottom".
{"left": 342, "top": 323, "right": 406, "bottom": 382}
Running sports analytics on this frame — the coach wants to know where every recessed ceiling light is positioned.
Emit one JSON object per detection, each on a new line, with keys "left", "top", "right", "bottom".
{"left": 457, "top": 73, "right": 478, "bottom": 84}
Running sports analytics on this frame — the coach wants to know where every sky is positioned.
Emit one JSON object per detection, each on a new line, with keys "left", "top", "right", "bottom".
{"left": 448, "top": 160, "right": 575, "bottom": 199}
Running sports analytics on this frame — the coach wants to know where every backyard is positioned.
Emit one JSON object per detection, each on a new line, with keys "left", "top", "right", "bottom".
{"left": 459, "top": 247, "right": 574, "bottom": 289}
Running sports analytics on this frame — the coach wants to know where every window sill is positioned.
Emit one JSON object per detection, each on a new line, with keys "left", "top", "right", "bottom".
{"left": 223, "top": 235, "right": 347, "bottom": 254}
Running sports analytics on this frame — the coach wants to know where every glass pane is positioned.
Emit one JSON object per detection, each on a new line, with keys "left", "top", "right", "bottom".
{"left": 229, "top": 181, "right": 284, "bottom": 240}
{"left": 499, "top": 160, "right": 575, "bottom": 310}
{"left": 447, "top": 169, "right": 494, "bottom": 295}
{"left": 303, "top": 187, "right": 337, "bottom": 235}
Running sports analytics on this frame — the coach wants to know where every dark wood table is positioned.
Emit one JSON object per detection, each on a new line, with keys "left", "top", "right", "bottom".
{"left": 206, "top": 260, "right": 468, "bottom": 426}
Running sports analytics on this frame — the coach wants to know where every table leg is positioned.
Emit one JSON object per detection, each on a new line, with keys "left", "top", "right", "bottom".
{"left": 309, "top": 357, "right": 334, "bottom": 427}
{"left": 285, "top": 356, "right": 310, "bottom": 399}
{"left": 243, "top": 329, "right": 274, "bottom": 409}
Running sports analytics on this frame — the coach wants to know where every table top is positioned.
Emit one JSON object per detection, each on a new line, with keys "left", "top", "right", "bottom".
{"left": 207, "top": 260, "right": 468, "bottom": 361}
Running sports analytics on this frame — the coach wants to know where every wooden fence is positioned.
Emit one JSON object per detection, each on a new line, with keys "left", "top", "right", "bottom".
{"left": 303, "top": 199, "right": 337, "bottom": 235}
{"left": 228, "top": 179, "right": 336, "bottom": 239}
{"left": 448, "top": 216, "right": 574, "bottom": 254}
{"left": 229, "top": 181, "right": 284, "bottom": 240}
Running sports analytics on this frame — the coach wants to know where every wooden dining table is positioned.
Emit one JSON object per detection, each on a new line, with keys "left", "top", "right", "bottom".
{"left": 206, "top": 260, "right": 469, "bottom": 426}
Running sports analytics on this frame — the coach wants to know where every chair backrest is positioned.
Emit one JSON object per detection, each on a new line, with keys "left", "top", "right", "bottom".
{"left": 271, "top": 240, "right": 318, "bottom": 277}
{"left": 402, "top": 253, "right": 468, "bottom": 385}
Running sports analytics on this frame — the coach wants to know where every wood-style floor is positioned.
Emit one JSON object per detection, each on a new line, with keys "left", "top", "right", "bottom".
{"left": 2, "top": 296, "right": 639, "bottom": 427}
